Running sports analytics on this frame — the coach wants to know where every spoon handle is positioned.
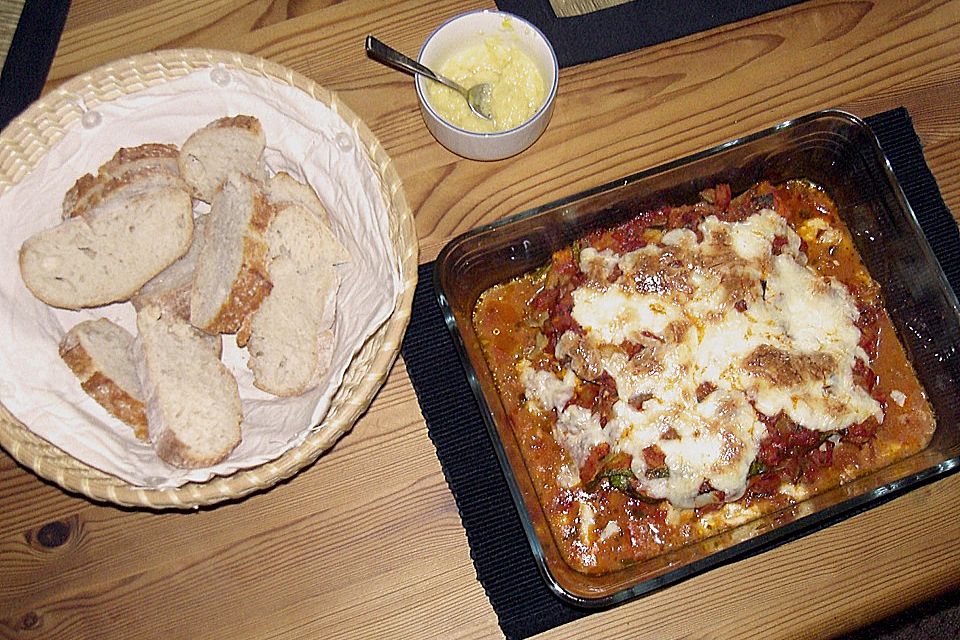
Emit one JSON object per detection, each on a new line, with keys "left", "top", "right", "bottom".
{"left": 365, "top": 36, "right": 465, "bottom": 95}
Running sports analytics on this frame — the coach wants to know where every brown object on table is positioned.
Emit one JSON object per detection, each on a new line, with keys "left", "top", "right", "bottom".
{"left": 1, "top": 1, "right": 960, "bottom": 639}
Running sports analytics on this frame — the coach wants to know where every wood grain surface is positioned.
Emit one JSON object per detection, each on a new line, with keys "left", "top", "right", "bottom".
{"left": 0, "top": 0, "right": 24, "bottom": 69}
{"left": 3, "top": 0, "right": 960, "bottom": 638}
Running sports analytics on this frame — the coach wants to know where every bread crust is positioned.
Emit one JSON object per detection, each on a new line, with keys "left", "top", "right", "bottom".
{"left": 62, "top": 143, "right": 181, "bottom": 219}
{"left": 207, "top": 114, "right": 262, "bottom": 133}
{"left": 105, "top": 143, "right": 179, "bottom": 169}
{"left": 81, "top": 372, "right": 149, "bottom": 440}
{"left": 152, "top": 429, "right": 230, "bottom": 469}
{"left": 191, "top": 176, "right": 276, "bottom": 334}
{"left": 203, "top": 252, "right": 273, "bottom": 335}
{"left": 62, "top": 172, "right": 99, "bottom": 217}
{"left": 64, "top": 166, "right": 186, "bottom": 219}
{"left": 59, "top": 327, "right": 148, "bottom": 440}
{"left": 248, "top": 188, "right": 274, "bottom": 233}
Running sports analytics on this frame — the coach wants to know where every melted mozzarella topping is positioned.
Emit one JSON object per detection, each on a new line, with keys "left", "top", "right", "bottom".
{"left": 554, "top": 405, "right": 605, "bottom": 468}
{"left": 572, "top": 286, "right": 682, "bottom": 343}
{"left": 520, "top": 208, "right": 883, "bottom": 509}
{"left": 520, "top": 365, "right": 575, "bottom": 413}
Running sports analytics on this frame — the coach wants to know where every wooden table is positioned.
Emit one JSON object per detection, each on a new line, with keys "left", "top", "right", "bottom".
{"left": 3, "top": 1, "right": 960, "bottom": 637}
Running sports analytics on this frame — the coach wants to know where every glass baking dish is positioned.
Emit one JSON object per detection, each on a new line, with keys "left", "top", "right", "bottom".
{"left": 434, "top": 110, "right": 960, "bottom": 607}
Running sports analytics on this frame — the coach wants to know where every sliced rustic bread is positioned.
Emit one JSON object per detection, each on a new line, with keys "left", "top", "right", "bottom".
{"left": 244, "top": 203, "right": 349, "bottom": 396}
{"left": 266, "top": 171, "right": 332, "bottom": 226}
{"left": 134, "top": 304, "right": 242, "bottom": 468}
{"left": 179, "top": 115, "right": 266, "bottom": 203}
{"left": 63, "top": 168, "right": 188, "bottom": 220}
{"left": 132, "top": 213, "right": 208, "bottom": 321}
{"left": 59, "top": 319, "right": 148, "bottom": 440}
{"left": 189, "top": 172, "right": 274, "bottom": 334}
{"left": 62, "top": 143, "right": 180, "bottom": 219}
{"left": 264, "top": 172, "right": 350, "bottom": 264}
{"left": 133, "top": 214, "right": 222, "bottom": 356}
{"left": 20, "top": 186, "right": 194, "bottom": 309}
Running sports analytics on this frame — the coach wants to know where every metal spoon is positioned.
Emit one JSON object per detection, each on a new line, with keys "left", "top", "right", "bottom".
{"left": 365, "top": 35, "right": 493, "bottom": 121}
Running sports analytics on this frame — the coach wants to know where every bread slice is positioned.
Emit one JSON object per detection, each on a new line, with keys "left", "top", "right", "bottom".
{"left": 20, "top": 186, "right": 194, "bottom": 309}
{"left": 244, "top": 203, "right": 349, "bottom": 396}
{"left": 132, "top": 214, "right": 208, "bottom": 320}
{"left": 265, "top": 171, "right": 332, "bottom": 226}
{"left": 263, "top": 172, "right": 349, "bottom": 264}
{"left": 179, "top": 115, "right": 266, "bottom": 203}
{"left": 62, "top": 143, "right": 180, "bottom": 219}
{"left": 59, "top": 319, "right": 148, "bottom": 440}
{"left": 63, "top": 168, "right": 188, "bottom": 221}
{"left": 132, "top": 214, "right": 222, "bottom": 356}
{"left": 134, "top": 304, "right": 242, "bottom": 468}
{"left": 190, "top": 172, "right": 274, "bottom": 334}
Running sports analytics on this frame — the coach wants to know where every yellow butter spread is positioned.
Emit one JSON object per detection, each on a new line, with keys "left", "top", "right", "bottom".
{"left": 426, "top": 37, "right": 546, "bottom": 133}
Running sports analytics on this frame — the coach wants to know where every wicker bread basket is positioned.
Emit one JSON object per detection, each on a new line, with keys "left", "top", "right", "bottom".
{"left": 0, "top": 49, "right": 419, "bottom": 509}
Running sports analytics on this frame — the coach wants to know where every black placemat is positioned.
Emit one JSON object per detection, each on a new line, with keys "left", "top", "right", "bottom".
{"left": 399, "top": 107, "right": 958, "bottom": 640}
{"left": 0, "top": 0, "right": 70, "bottom": 131}
{"left": 494, "top": 0, "right": 807, "bottom": 67}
